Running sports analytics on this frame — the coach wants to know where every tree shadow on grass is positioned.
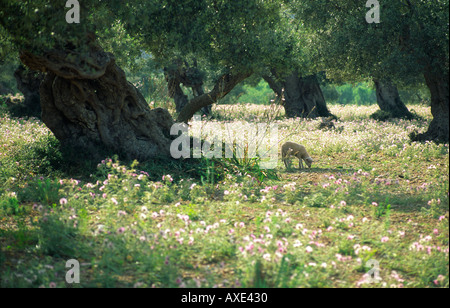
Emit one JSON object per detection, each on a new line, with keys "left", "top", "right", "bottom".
{"left": 281, "top": 167, "right": 357, "bottom": 175}
{"left": 364, "top": 191, "right": 448, "bottom": 215}
{"left": 0, "top": 213, "right": 88, "bottom": 287}
{"left": 0, "top": 210, "right": 137, "bottom": 288}
{"left": 0, "top": 206, "right": 189, "bottom": 288}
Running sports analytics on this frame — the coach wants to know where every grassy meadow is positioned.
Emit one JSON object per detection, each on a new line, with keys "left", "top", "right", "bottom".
{"left": 0, "top": 100, "right": 448, "bottom": 288}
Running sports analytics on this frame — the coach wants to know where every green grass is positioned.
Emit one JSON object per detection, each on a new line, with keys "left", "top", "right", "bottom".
{"left": 0, "top": 103, "right": 448, "bottom": 288}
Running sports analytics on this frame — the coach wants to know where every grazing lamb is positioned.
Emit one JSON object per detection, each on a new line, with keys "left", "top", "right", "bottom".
{"left": 281, "top": 142, "right": 314, "bottom": 169}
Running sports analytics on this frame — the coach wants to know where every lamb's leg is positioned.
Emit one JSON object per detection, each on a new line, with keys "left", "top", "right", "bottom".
{"left": 285, "top": 158, "right": 292, "bottom": 169}
{"left": 299, "top": 158, "right": 303, "bottom": 169}
{"left": 282, "top": 151, "right": 287, "bottom": 169}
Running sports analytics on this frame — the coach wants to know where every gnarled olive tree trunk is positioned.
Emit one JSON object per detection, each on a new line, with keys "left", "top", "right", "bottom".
{"left": 373, "top": 79, "right": 414, "bottom": 119}
{"left": 19, "top": 36, "right": 251, "bottom": 160}
{"left": 264, "top": 70, "right": 332, "bottom": 119}
{"left": 412, "top": 70, "right": 449, "bottom": 143}
{"left": 176, "top": 70, "right": 252, "bottom": 123}
{"left": 165, "top": 60, "right": 211, "bottom": 116}
{"left": 20, "top": 40, "right": 174, "bottom": 161}
{"left": 165, "top": 63, "right": 189, "bottom": 113}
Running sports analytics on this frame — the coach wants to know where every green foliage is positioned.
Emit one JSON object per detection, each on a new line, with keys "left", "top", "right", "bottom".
{"left": 421, "top": 196, "right": 449, "bottom": 219}
{"left": 176, "top": 203, "right": 200, "bottom": 221}
{"left": 292, "top": 0, "right": 449, "bottom": 86}
{"left": 98, "top": 20, "right": 145, "bottom": 72}
{"left": 36, "top": 213, "right": 78, "bottom": 258}
{"left": 321, "top": 84, "right": 340, "bottom": 102}
{"left": 334, "top": 83, "right": 376, "bottom": 105}
{"left": 0, "top": 117, "right": 64, "bottom": 189}
{"left": 373, "top": 199, "right": 391, "bottom": 220}
{"left": 0, "top": 193, "right": 23, "bottom": 216}
{"left": 338, "top": 240, "right": 356, "bottom": 257}
{"left": 35, "top": 179, "right": 61, "bottom": 206}
{"left": 236, "top": 80, "right": 276, "bottom": 105}
{"left": 0, "top": 20, "right": 18, "bottom": 63}
{"left": 399, "top": 84, "right": 431, "bottom": 105}
{"left": 199, "top": 158, "right": 218, "bottom": 186}
{"left": 0, "top": 0, "right": 291, "bottom": 75}
{"left": 303, "top": 192, "right": 331, "bottom": 208}
{"left": 0, "top": 61, "right": 19, "bottom": 94}
{"left": 354, "top": 85, "right": 376, "bottom": 106}
{"left": 219, "top": 155, "right": 279, "bottom": 184}
{"left": 335, "top": 84, "right": 354, "bottom": 105}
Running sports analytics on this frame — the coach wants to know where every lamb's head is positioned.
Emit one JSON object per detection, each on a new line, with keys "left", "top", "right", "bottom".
{"left": 304, "top": 157, "right": 314, "bottom": 168}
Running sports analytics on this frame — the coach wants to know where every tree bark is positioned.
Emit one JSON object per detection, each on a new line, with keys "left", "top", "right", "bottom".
{"left": 176, "top": 70, "right": 252, "bottom": 123}
{"left": 192, "top": 83, "right": 211, "bottom": 116}
{"left": 263, "top": 70, "right": 283, "bottom": 100}
{"left": 264, "top": 71, "right": 332, "bottom": 118}
{"left": 283, "top": 72, "right": 307, "bottom": 118}
{"left": 165, "top": 60, "right": 212, "bottom": 116}
{"left": 20, "top": 39, "right": 174, "bottom": 161}
{"left": 165, "top": 67, "right": 189, "bottom": 113}
{"left": 373, "top": 79, "right": 414, "bottom": 119}
{"left": 412, "top": 70, "right": 449, "bottom": 143}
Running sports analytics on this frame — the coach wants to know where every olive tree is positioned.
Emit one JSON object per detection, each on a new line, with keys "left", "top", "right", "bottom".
{"left": 0, "top": 0, "right": 287, "bottom": 160}
{"left": 259, "top": 15, "right": 333, "bottom": 119}
{"left": 292, "top": 0, "right": 449, "bottom": 140}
